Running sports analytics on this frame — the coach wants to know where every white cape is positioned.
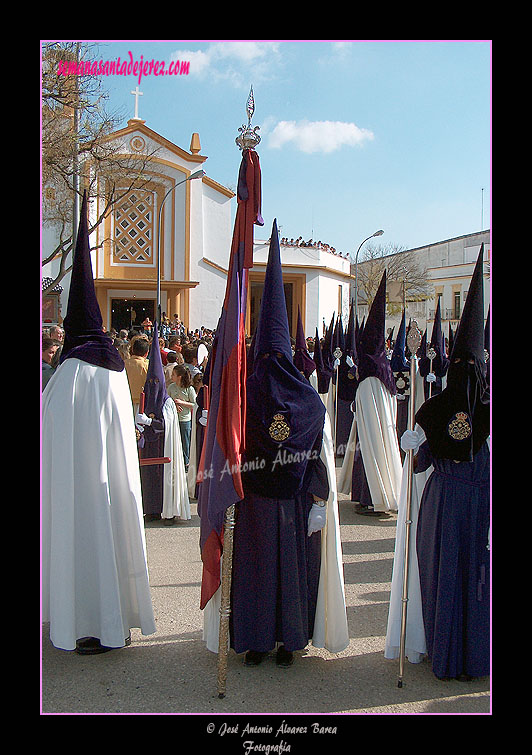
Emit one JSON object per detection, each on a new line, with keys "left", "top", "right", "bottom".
{"left": 41, "top": 359, "right": 156, "bottom": 650}
{"left": 355, "top": 377, "right": 402, "bottom": 512}
{"left": 384, "top": 425, "right": 429, "bottom": 662}
{"left": 414, "top": 372, "right": 448, "bottom": 414}
{"left": 203, "top": 411, "right": 349, "bottom": 654}
{"left": 310, "top": 372, "right": 334, "bottom": 424}
{"left": 161, "top": 398, "right": 191, "bottom": 520}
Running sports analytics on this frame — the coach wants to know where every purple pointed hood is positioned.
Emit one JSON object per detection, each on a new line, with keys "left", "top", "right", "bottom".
{"left": 252, "top": 219, "right": 292, "bottom": 362}
{"left": 315, "top": 313, "right": 335, "bottom": 393}
{"left": 60, "top": 192, "right": 123, "bottom": 372}
{"left": 357, "top": 270, "right": 396, "bottom": 395}
{"left": 416, "top": 245, "right": 489, "bottom": 461}
{"left": 244, "top": 219, "right": 326, "bottom": 498}
{"left": 419, "top": 297, "right": 449, "bottom": 378}
{"left": 390, "top": 309, "right": 410, "bottom": 372}
{"left": 293, "top": 307, "right": 315, "bottom": 379}
{"left": 143, "top": 321, "right": 170, "bottom": 418}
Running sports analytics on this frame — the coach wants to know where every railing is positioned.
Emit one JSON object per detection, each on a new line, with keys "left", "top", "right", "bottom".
{"left": 428, "top": 307, "right": 460, "bottom": 321}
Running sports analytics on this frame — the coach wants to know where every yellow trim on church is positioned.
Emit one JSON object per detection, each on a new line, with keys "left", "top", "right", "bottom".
{"left": 102, "top": 120, "right": 208, "bottom": 165}
{"left": 81, "top": 117, "right": 236, "bottom": 331}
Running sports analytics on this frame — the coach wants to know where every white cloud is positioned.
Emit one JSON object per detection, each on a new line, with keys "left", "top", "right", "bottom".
{"left": 268, "top": 119, "right": 374, "bottom": 153}
{"left": 169, "top": 49, "right": 210, "bottom": 75}
{"left": 208, "top": 41, "right": 281, "bottom": 63}
{"left": 169, "top": 42, "right": 281, "bottom": 85}
{"left": 331, "top": 41, "right": 352, "bottom": 57}
{"left": 317, "top": 41, "right": 354, "bottom": 66}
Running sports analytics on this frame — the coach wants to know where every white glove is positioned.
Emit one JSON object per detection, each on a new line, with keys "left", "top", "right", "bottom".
{"left": 400, "top": 429, "right": 421, "bottom": 452}
{"left": 346, "top": 355, "right": 354, "bottom": 368}
{"left": 307, "top": 503, "right": 326, "bottom": 536}
{"left": 199, "top": 409, "right": 208, "bottom": 426}
{"left": 135, "top": 412, "right": 152, "bottom": 426}
{"left": 426, "top": 372, "right": 436, "bottom": 383}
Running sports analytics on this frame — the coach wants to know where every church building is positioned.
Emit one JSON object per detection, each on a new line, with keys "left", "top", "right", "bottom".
{"left": 42, "top": 98, "right": 353, "bottom": 340}
{"left": 89, "top": 114, "right": 234, "bottom": 333}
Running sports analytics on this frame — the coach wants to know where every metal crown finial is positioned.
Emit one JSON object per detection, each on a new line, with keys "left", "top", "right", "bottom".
{"left": 407, "top": 321, "right": 423, "bottom": 356}
{"left": 236, "top": 86, "right": 261, "bottom": 151}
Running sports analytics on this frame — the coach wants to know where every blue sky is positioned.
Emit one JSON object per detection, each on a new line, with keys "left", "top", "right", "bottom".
{"left": 89, "top": 39, "right": 491, "bottom": 256}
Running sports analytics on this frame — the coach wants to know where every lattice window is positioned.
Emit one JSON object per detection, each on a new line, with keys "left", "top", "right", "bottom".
{"left": 113, "top": 190, "right": 155, "bottom": 264}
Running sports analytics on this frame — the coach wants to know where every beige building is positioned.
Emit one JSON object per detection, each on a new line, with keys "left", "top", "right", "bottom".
{"left": 353, "top": 230, "right": 491, "bottom": 341}
{"left": 43, "top": 115, "right": 235, "bottom": 333}
{"left": 42, "top": 110, "right": 488, "bottom": 343}
{"left": 42, "top": 114, "right": 353, "bottom": 339}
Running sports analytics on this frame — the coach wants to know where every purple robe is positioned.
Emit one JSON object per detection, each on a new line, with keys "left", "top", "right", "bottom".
{"left": 229, "top": 437, "right": 329, "bottom": 654}
{"left": 230, "top": 491, "right": 322, "bottom": 653}
{"left": 415, "top": 440, "right": 490, "bottom": 679}
{"left": 139, "top": 419, "right": 165, "bottom": 517}
{"left": 351, "top": 440, "right": 372, "bottom": 508}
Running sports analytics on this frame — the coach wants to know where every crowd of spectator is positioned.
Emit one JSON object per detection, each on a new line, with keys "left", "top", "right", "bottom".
{"left": 279, "top": 236, "right": 350, "bottom": 258}
{"left": 41, "top": 314, "right": 215, "bottom": 391}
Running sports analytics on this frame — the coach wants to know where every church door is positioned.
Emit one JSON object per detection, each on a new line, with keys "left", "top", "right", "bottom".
{"left": 111, "top": 298, "right": 155, "bottom": 333}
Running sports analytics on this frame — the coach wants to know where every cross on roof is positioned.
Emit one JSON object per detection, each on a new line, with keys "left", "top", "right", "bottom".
{"left": 131, "top": 86, "right": 143, "bottom": 119}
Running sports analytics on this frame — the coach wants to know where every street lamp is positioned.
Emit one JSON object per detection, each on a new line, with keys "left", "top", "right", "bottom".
{"left": 156, "top": 168, "right": 206, "bottom": 322}
{"left": 352, "top": 229, "right": 384, "bottom": 319}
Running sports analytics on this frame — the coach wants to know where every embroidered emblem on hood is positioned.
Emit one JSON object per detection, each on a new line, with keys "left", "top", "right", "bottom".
{"left": 269, "top": 413, "right": 290, "bottom": 442}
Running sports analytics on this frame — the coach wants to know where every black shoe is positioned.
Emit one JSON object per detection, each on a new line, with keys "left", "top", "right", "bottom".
{"left": 356, "top": 505, "right": 391, "bottom": 518}
{"left": 276, "top": 645, "right": 294, "bottom": 667}
{"left": 244, "top": 650, "right": 268, "bottom": 666}
{"left": 163, "top": 517, "right": 175, "bottom": 526}
{"left": 75, "top": 633, "right": 131, "bottom": 655}
{"left": 75, "top": 637, "right": 113, "bottom": 655}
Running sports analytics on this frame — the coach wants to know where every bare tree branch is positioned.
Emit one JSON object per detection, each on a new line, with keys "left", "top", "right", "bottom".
{"left": 355, "top": 242, "right": 432, "bottom": 314}
{"left": 42, "top": 42, "right": 161, "bottom": 294}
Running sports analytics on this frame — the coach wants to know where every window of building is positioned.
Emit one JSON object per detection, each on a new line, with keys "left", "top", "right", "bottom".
{"left": 113, "top": 189, "right": 155, "bottom": 265}
{"left": 453, "top": 291, "right": 461, "bottom": 320}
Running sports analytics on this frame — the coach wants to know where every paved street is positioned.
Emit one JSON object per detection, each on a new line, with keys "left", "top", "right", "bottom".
{"left": 41, "top": 472, "right": 491, "bottom": 721}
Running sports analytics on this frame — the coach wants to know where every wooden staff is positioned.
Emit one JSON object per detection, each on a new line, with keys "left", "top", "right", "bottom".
{"left": 397, "top": 320, "right": 422, "bottom": 688}
{"left": 217, "top": 502, "right": 236, "bottom": 698}
{"left": 139, "top": 457, "right": 171, "bottom": 466}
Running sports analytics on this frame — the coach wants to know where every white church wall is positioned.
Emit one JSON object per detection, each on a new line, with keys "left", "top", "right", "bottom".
{"left": 191, "top": 261, "right": 229, "bottom": 330}
{"left": 304, "top": 271, "right": 321, "bottom": 338}
{"left": 318, "top": 275, "right": 346, "bottom": 335}
{"left": 198, "top": 182, "right": 233, "bottom": 269}
{"left": 164, "top": 177, "right": 187, "bottom": 283}
{"left": 188, "top": 180, "right": 233, "bottom": 330}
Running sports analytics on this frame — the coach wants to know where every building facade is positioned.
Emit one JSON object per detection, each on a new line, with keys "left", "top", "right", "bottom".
{"left": 42, "top": 116, "right": 235, "bottom": 334}
{"left": 42, "top": 116, "right": 353, "bottom": 340}
{"left": 247, "top": 238, "right": 352, "bottom": 339}
{"left": 42, "top": 114, "right": 488, "bottom": 344}
{"left": 352, "top": 230, "right": 491, "bottom": 342}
